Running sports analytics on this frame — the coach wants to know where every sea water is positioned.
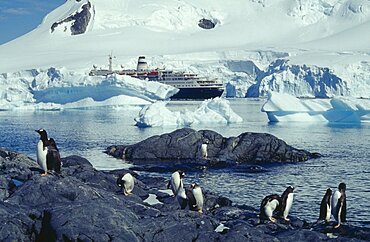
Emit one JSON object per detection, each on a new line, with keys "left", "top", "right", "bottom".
{"left": 0, "top": 99, "right": 369, "bottom": 228}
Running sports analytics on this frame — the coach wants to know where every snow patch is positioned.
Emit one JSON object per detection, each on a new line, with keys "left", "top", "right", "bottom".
{"left": 215, "top": 223, "right": 230, "bottom": 233}
{"left": 143, "top": 194, "right": 163, "bottom": 205}
{"left": 158, "top": 189, "right": 174, "bottom": 196}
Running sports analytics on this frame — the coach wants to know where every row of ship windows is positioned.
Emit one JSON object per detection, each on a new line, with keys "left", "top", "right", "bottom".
{"left": 174, "top": 85, "right": 198, "bottom": 87}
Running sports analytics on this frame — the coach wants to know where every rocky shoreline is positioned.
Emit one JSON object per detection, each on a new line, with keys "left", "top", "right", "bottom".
{"left": 1, "top": 148, "right": 369, "bottom": 241}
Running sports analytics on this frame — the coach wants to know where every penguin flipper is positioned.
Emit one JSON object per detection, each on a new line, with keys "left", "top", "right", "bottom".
{"left": 339, "top": 195, "right": 346, "bottom": 223}
{"left": 318, "top": 202, "right": 327, "bottom": 220}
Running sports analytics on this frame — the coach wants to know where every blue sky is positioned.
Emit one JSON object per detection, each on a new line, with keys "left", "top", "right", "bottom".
{"left": 0, "top": 0, "right": 64, "bottom": 45}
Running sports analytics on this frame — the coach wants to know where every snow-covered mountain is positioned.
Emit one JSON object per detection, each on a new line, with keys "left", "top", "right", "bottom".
{"left": 1, "top": 0, "right": 370, "bottom": 109}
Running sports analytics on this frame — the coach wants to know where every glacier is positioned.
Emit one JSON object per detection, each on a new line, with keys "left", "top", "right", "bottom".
{"left": 1, "top": 0, "right": 370, "bottom": 108}
{"left": 261, "top": 91, "right": 370, "bottom": 123}
{"left": 134, "top": 97, "right": 243, "bottom": 127}
{"left": 0, "top": 67, "right": 178, "bottom": 110}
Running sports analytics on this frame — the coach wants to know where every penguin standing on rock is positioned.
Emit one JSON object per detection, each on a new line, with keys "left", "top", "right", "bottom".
{"left": 259, "top": 194, "right": 281, "bottom": 222}
{"left": 331, "top": 183, "right": 347, "bottom": 228}
{"left": 279, "top": 186, "right": 294, "bottom": 221}
{"left": 201, "top": 140, "right": 209, "bottom": 159}
{"left": 116, "top": 173, "right": 135, "bottom": 196}
{"left": 35, "top": 129, "right": 61, "bottom": 176}
{"left": 318, "top": 188, "right": 332, "bottom": 222}
{"left": 176, "top": 179, "right": 188, "bottom": 209}
{"left": 186, "top": 183, "right": 204, "bottom": 213}
{"left": 167, "top": 170, "right": 185, "bottom": 196}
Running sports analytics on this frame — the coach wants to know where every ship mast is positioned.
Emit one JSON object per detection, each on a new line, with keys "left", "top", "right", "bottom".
{"left": 108, "top": 52, "right": 116, "bottom": 72}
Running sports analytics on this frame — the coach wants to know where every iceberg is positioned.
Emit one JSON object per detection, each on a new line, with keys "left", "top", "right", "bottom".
{"left": 0, "top": 68, "right": 179, "bottom": 110}
{"left": 135, "top": 97, "right": 243, "bottom": 127}
{"left": 261, "top": 91, "right": 370, "bottom": 123}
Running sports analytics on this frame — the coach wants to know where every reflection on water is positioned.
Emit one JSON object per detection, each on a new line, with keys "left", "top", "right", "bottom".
{"left": 0, "top": 99, "right": 369, "bottom": 227}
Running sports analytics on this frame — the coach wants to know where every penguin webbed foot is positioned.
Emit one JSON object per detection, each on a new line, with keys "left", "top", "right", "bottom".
{"left": 123, "top": 191, "right": 131, "bottom": 196}
{"left": 333, "top": 224, "right": 341, "bottom": 229}
{"left": 269, "top": 217, "right": 277, "bottom": 223}
{"left": 283, "top": 217, "right": 290, "bottom": 222}
{"left": 40, "top": 172, "right": 48, "bottom": 177}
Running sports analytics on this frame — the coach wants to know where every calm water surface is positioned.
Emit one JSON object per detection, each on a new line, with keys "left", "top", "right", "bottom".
{"left": 0, "top": 99, "right": 369, "bottom": 228}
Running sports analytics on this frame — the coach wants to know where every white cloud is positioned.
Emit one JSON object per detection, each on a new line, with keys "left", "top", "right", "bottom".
{"left": 2, "top": 7, "right": 31, "bottom": 16}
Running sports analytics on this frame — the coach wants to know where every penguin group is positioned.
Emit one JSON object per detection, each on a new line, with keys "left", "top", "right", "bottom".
{"left": 318, "top": 183, "right": 347, "bottom": 228}
{"left": 33, "top": 129, "right": 347, "bottom": 226}
{"left": 259, "top": 183, "right": 347, "bottom": 229}
{"left": 259, "top": 186, "right": 294, "bottom": 223}
{"left": 168, "top": 170, "right": 204, "bottom": 213}
{"left": 35, "top": 129, "right": 62, "bottom": 176}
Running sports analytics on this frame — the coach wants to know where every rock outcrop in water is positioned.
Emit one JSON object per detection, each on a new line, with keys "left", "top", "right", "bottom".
{"left": 0, "top": 148, "right": 368, "bottom": 241}
{"left": 106, "top": 128, "right": 320, "bottom": 170}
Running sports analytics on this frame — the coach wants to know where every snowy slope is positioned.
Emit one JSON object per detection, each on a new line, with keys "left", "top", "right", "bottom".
{"left": 0, "top": 0, "right": 370, "bottom": 103}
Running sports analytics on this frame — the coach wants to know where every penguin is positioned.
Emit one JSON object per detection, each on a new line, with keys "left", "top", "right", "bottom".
{"left": 167, "top": 170, "right": 185, "bottom": 196}
{"left": 279, "top": 186, "right": 294, "bottom": 221}
{"left": 176, "top": 179, "right": 188, "bottom": 209}
{"left": 259, "top": 194, "right": 281, "bottom": 222}
{"left": 116, "top": 173, "right": 135, "bottom": 196}
{"left": 331, "top": 182, "right": 347, "bottom": 228}
{"left": 318, "top": 188, "right": 332, "bottom": 222}
{"left": 35, "top": 129, "right": 61, "bottom": 176}
{"left": 201, "top": 140, "right": 209, "bottom": 159}
{"left": 187, "top": 183, "right": 204, "bottom": 213}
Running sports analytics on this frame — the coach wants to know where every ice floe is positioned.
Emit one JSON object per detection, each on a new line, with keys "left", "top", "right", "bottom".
{"left": 261, "top": 91, "right": 370, "bottom": 123}
{"left": 134, "top": 97, "right": 243, "bottom": 127}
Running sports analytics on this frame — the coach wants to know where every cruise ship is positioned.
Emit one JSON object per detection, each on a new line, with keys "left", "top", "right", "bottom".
{"left": 89, "top": 56, "right": 224, "bottom": 100}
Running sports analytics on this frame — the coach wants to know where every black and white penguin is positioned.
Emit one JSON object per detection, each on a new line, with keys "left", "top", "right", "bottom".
{"left": 259, "top": 194, "right": 281, "bottom": 222}
{"left": 176, "top": 179, "right": 188, "bottom": 209}
{"left": 186, "top": 183, "right": 204, "bottom": 213}
{"left": 279, "top": 186, "right": 294, "bottom": 221}
{"left": 35, "top": 129, "right": 61, "bottom": 176}
{"left": 167, "top": 170, "right": 185, "bottom": 196}
{"left": 116, "top": 173, "right": 135, "bottom": 196}
{"left": 318, "top": 188, "right": 332, "bottom": 222}
{"left": 331, "top": 182, "right": 347, "bottom": 228}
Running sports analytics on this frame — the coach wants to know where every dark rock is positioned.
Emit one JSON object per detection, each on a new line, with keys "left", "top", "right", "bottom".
{"left": 0, "top": 148, "right": 39, "bottom": 200}
{"left": 0, "top": 203, "right": 36, "bottom": 241}
{"left": 198, "top": 18, "right": 216, "bottom": 29}
{"left": 50, "top": 1, "right": 91, "bottom": 35}
{"left": 61, "top": 155, "right": 93, "bottom": 167}
{"left": 276, "top": 229, "right": 327, "bottom": 242}
{"left": 106, "top": 128, "right": 318, "bottom": 169}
